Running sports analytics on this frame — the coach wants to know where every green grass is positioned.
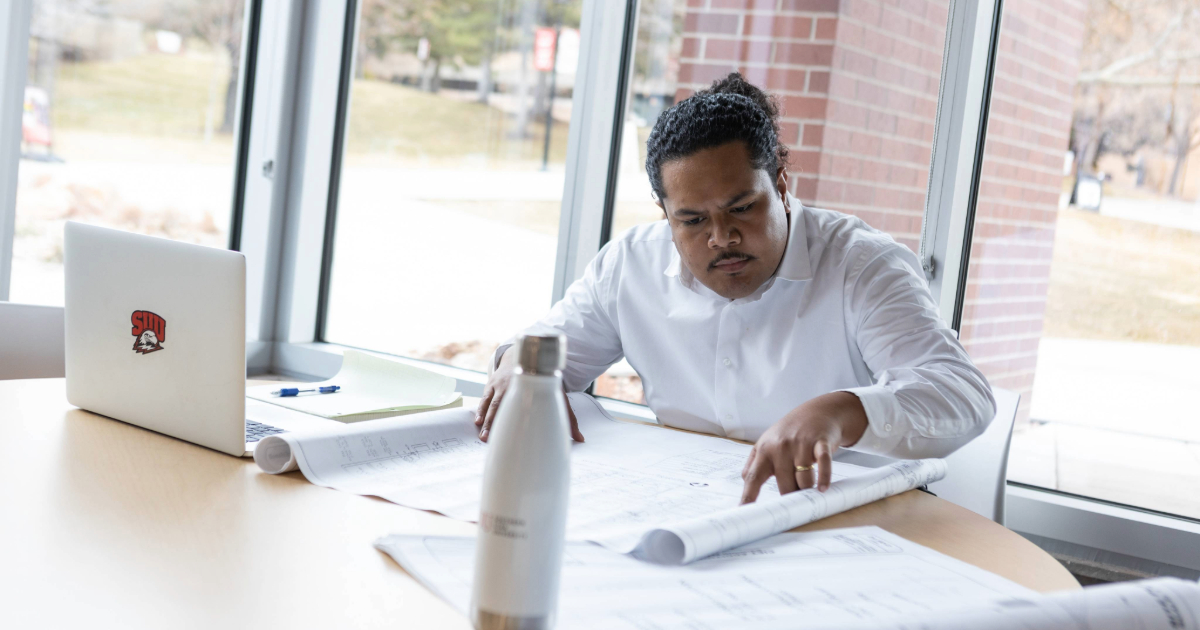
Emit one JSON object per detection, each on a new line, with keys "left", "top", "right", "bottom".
{"left": 342, "top": 78, "right": 572, "bottom": 168}
{"left": 48, "top": 52, "right": 570, "bottom": 169}
{"left": 1044, "top": 208, "right": 1200, "bottom": 346}
{"left": 52, "top": 51, "right": 230, "bottom": 139}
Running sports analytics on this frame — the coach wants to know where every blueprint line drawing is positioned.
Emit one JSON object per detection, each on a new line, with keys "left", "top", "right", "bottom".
{"left": 255, "top": 393, "right": 927, "bottom": 556}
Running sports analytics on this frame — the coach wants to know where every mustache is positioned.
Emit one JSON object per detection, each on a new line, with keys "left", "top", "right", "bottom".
{"left": 708, "top": 251, "right": 755, "bottom": 271}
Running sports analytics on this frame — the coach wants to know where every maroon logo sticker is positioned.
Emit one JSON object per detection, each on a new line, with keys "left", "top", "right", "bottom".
{"left": 131, "top": 310, "right": 166, "bottom": 354}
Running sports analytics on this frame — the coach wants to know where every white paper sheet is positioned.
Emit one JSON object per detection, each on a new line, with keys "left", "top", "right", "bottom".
{"left": 862, "top": 577, "right": 1200, "bottom": 630}
{"left": 255, "top": 392, "right": 898, "bottom": 553}
{"left": 636, "top": 459, "right": 947, "bottom": 564}
{"left": 375, "top": 526, "right": 1037, "bottom": 630}
{"left": 246, "top": 350, "right": 460, "bottom": 418}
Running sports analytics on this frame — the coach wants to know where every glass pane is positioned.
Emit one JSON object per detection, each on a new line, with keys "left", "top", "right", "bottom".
{"left": 324, "top": 0, "right": 584, "bottom": 372}
{"left": 958, "top": 1, "right": 1200, "bottom": 516}
{"left": 598, "top": 0, "right": 951, "bottom": 403}
{"left": 12, "top": 0, "right": 246, "bottom": 306}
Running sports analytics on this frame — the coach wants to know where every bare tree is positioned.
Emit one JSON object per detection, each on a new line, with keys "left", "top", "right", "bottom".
{"left": 165, "top": 0, "right": 245, "bottom": 135}
{"left": 1165, "top": 87, "right": 1200, "bottom": 194}
{"left": 1073, "top": 0, "right": 1200, "bottom": 194}
{"left": 356, "top": 0, "right": 496, "bottom": 93}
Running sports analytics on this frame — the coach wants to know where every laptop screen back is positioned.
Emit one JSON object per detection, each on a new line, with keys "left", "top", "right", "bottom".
{"left": 64, "top": 222, "right": 247, "bottom": 456}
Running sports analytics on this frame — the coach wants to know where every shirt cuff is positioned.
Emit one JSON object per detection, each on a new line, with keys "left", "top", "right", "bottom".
{"left": 837, "top": 385, "right": 907, "bottom": 457}
{"left": 489, "top": 341, "right": 515, "bottom": 378}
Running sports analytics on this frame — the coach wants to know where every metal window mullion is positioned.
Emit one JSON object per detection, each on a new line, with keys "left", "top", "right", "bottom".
{"left": 237, "top": 0, "right": 306, "bottom": 371}
{"left": 919, "top": 0, "right": 1003, "bottom": 328}
{"left": 552, "top": 0, "right": 638, "bottom": 303}
{"left": 0, "top": 0, "right": 33, "bottom": 302}
{"left": 270, "top": 0, "right": 355, "bottom": 350}
{"left": 227, "top": 0, "right": 264, "bottom": 254}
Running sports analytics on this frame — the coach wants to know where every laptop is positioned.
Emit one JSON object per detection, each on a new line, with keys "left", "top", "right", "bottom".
{"left": 64, "top": 222, "right": 331, "bottom": 457}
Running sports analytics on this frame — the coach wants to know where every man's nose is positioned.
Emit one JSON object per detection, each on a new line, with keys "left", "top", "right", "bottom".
{"left": 708, "top": 216, "right": 741, "bottom": 249}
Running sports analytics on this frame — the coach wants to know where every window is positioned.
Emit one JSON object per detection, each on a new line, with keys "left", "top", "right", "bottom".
{"left": 597, "top": 0, "right": 953, "bottom": 403}
{"left": 11, "top": 0, "right": 248, "bottom": 306}
{"left": 322, "top": 0, "right": 584, "bottom": 373}
{"left": 957, "top": 0, "right": 1200, "bottom": 518}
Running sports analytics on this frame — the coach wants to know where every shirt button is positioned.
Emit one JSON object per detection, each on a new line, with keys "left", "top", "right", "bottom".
{"left": 724, "top": 414, "right": 733, "bottom": 421}
{"left": 722, "top": 358, "right": 733, "bottom": 368}
{"left": 885, "top": 424, "right": 893, "bottom": 432}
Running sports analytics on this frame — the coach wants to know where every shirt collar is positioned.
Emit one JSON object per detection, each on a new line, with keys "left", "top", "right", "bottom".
{"left": 774, "top": 197, "right": 813, "bottom": 282}
{"left": 663, "top": 195, "right": 813, "bottom": 287}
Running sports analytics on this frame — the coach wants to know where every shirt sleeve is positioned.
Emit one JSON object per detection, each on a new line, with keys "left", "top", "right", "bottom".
{"left": 491, "top": 241, "right": 625, "bottom": 392}
{"left": 837, "top": 242, "right": 997, "bottom": 459}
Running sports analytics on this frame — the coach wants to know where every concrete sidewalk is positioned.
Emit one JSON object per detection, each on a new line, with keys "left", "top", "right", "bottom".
{"left": 1029, "top": 337, "right": 1200, "bottom": 442}
{"left": 1009, "top": 336, "right": 1200, "bottom": 518}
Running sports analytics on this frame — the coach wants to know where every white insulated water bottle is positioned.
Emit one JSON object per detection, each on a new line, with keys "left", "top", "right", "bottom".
{"left": 471, "top": 334, "right": 572, "bottom": 630}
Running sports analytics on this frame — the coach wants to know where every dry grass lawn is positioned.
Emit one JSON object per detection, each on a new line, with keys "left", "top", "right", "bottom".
{"left": 1044, "top": 207, "right": 1200, "bottom": 346}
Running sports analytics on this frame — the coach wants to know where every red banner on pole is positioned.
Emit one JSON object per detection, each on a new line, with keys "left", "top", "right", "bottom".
{"left": 534, "top": 28, "right": 557, "bottom": 72}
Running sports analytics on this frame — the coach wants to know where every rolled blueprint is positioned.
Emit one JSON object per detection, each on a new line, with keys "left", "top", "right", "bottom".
{"left": 254, "top": 434, "right": 300, "bottom": 474}
{"left": 633, "top": 458, "right": 947, "bottom": 565}
{"left": 859, "top": 577, "right": 1200, "bottom": 630}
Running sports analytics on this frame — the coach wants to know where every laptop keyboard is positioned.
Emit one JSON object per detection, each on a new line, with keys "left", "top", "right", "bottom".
{"left": 246, "top": 419, "right": 287, "bottom": 443}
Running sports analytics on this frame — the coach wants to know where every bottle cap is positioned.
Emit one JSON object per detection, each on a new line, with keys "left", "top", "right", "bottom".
{"left": 516, "top": 334, "right": 566, "bottom": 376}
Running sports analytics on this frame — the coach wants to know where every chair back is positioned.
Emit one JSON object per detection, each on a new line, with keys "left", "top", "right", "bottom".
{"left": 927, "top": 388, "right": 1019, "bottom": 524}
{"left": 0, "top": 302, "right": 65, "bottom": 379}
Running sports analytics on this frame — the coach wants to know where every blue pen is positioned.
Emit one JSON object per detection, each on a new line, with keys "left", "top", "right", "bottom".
{"left": 272, "top": 385, "right": 341, "bottom": 397}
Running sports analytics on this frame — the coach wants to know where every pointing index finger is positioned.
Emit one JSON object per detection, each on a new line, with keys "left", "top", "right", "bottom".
{"left": 815, "top": 440, "right": 834, "bottom": 492}
{"left": 740, "top": 457, "right": 772, "bottom": 505}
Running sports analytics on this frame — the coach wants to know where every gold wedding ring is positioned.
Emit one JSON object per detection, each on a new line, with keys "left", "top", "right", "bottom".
{"left": 795, "top": 464, "right": 813, "bottom": 472}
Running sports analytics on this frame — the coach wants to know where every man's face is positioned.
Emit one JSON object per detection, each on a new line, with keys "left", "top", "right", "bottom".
{"left": 659, "top": 141, "right": 791, "bottom": 300}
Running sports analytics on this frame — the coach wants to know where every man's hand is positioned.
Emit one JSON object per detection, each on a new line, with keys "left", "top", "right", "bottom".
{"left": 739, "top": 392, "right": 869, "bottom": 504}
{"left": 475, "top": 346, "right": 585, "bottom": 443}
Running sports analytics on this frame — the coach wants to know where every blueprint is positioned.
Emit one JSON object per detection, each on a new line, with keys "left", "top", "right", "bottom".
{"left": 256, "top": 392, "right": 916, "bottom": 552}
{"left": 376, "top": 526, "right": 1042, "bottom": 630}
{"left": 874, "top": 577, "right": 1200, "bottom": 630}
{"left": 635, "top": 459, "right": 947, "bottom": 564}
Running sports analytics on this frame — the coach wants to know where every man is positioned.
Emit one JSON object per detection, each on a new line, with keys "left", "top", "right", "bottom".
{"left": 476, "top": 73, "right": 995, "bottom": 504}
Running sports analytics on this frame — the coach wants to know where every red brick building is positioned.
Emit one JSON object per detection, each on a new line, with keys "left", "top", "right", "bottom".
{"left": 674, "top": 0, "right": 1087, "bottom": 422}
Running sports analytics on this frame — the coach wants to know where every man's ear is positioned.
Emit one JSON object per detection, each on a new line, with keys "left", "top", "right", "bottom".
{"left": 655, "top": 197, "right": 666, "bottom": 218}
{"left": 775, "top": 167, "right": 791, "bottom": 214}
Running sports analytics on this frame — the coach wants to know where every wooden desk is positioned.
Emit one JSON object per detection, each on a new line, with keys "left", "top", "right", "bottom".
{"left": 0, "top": 378, "right": 1078, "bottom": 628}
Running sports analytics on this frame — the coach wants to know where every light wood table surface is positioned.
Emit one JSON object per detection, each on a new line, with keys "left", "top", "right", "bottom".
{"left": 0, "top": 378, "right": 1078, "bottom": 628}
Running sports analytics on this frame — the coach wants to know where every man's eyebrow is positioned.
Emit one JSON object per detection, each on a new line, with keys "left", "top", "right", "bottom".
{"left": 721, "top": 190, "right": 756, "bottom": 209}
{"left": 673, "top": 190, "right": 758, "bottom": 217}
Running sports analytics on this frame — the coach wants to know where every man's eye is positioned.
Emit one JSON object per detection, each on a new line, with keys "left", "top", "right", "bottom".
{"left": 731, "top": 203, "right": 752, "bottom": 213}
{"left": 684, "top": 217, "right": 703, "bottom": 226}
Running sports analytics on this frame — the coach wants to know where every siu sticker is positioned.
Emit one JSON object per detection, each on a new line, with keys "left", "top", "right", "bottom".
{"left": 131, "top": 310, "right": 166, "bottom": 354}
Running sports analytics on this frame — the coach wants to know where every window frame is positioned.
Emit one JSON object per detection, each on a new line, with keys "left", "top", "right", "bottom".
{"left": 0, "top": 0, "right": 272, "bottom": 317}
{"left": 0, "top": 0, "right": 33, "bottom": 302}
{"left": 267, "top": 0, "right": 640, "bottom": 387}
{"left": 929, "top": 0, "right": 1200, "bottom": 575}
{"left": 920, "top": 0, "right": 1003, "bottom": 323}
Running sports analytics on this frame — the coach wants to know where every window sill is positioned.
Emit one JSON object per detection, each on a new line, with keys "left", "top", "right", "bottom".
{"left": 1006, "top": 483, "right": 1200, "bottom": 574}
{"left": 270, "top": 341, "right": 662, "bottom": 424}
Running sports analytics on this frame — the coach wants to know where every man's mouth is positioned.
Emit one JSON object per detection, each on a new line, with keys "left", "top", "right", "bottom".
{"left": 710, "top": 254, "right": 754, "bottom": 273}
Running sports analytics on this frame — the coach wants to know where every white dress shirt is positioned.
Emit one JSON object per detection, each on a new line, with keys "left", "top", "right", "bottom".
{"left": 507, "top": 201, "right": 995, "bottom": 459}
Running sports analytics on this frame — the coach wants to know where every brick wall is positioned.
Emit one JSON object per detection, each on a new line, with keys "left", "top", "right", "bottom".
{"left": 676, "top": 0, "right": 946, "bottom": 252}
{"left": 675, "top": 0, "right": 1087, "bottom": 422}
{"left": 958, "top": 0, "right": 1087, "bottom": 423}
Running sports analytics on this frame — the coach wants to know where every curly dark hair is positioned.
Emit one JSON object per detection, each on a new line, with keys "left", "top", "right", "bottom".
{"left": 645, "top": 72, "right": 790, "bottom": 201}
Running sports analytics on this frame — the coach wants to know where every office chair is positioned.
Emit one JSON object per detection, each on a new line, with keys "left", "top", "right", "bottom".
{"left": 927, "top": 387, "right": 1020, "bottom": 524}
{"left": 0, "top": 302, "right": 65, "bottom": 379}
